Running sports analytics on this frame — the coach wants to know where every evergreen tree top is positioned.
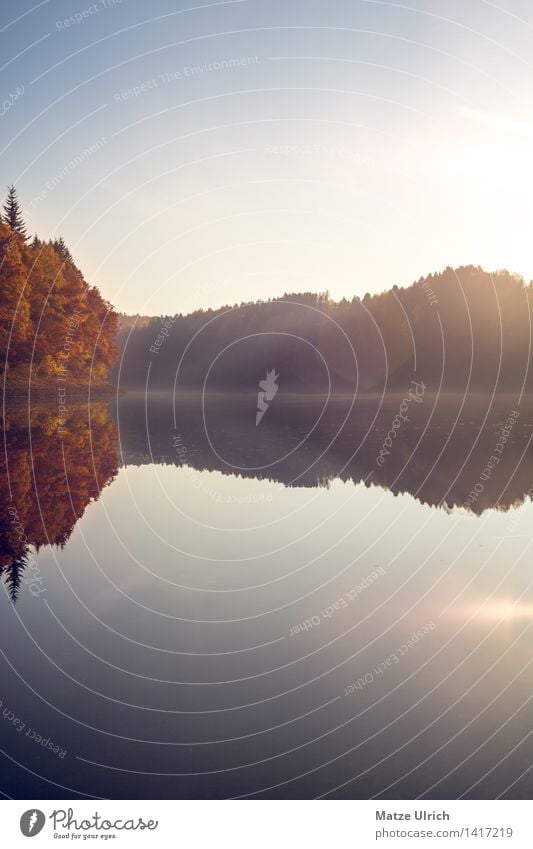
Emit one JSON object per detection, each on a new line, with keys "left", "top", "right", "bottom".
{"left": 51, "top": 236, "right": 73, "bottom": 262}
{"left": 2, "top": 184, "right": 28, "bottom": 240}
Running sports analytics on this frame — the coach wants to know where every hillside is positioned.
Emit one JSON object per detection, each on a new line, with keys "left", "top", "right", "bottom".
{"left": 113, "top": 266, "right": 533, "bottom": 394}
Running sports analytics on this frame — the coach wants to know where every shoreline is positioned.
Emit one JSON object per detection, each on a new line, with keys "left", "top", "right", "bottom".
{"left": 3, "top": 383, "right": 118, "bottom": 402}
{"left": 3, "top": 387, "right": 530, "bottom": 405}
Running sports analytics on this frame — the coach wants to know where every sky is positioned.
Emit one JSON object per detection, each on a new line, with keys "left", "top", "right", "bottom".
{"left": 1, "top": 0, "right": 533, "bottom": 315}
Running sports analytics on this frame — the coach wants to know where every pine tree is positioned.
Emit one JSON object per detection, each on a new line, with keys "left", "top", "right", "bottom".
{"left": 2, "top": 184, "right": 27, "bottom": 240}
{"left": 52, "top": 236, "right": 72, "bottom": 262}
{"left": 5, "top": 558, "right": 24, "bottom": 604}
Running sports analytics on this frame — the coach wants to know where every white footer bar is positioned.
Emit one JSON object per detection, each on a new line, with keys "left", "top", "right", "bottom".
{"left": 2, "top": 800, "right": 531, "bottom": 848}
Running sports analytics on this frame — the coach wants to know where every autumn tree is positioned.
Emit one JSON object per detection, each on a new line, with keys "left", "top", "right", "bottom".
{"left": 0, "top": 222, "right": 31, "bottom": 376}
{"left": 0, "top": 191, "right": 118, "bottom": 386}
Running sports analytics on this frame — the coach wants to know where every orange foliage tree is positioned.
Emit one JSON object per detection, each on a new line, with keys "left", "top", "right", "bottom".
{"left": 0, "top": 187, "right": 118, "bottom": 385}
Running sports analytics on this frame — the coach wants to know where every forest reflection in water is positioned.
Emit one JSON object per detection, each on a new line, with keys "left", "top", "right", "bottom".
{"left": 0, "top": 402, "right": 118, "bottom": 603}
{"left": 2, "top": 390, "right": 533, "bottom": 800}
{"left": 1, "top": 390, "right": 533, "bottom": 603}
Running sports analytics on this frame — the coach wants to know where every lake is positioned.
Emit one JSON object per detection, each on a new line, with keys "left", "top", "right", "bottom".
{"left": 1, "top": 391, "right": 533, "bottom": 799}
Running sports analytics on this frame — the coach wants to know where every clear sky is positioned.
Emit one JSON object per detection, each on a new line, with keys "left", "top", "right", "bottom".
{"left": 1, "top": 0, "right": 533, "bottom": 315}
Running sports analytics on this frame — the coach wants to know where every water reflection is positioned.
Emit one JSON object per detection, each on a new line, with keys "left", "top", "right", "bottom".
{"left": 117, "top": 391, "right": 533, "bottom": 515}
{"left": 0, "top": 402, "right": 118, "bottom": 602}
{"left": 2, "top": 393, "right": 533, "bottom": 603}
{"left": 1, "top": 393, "right": 533, "bottom": 799}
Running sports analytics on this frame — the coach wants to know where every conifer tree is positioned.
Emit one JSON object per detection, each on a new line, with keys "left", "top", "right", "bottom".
{"left": 5, "top": 558, "right": 24, "bottom": 604}
{"left": 2, "top": 185, "right": 27, "bottom": 240}
{"left": 52, "top": 236, "right": 72, "bottom": 262}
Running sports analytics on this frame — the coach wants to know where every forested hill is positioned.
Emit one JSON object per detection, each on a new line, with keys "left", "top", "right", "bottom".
{"left": 114, "top": 266, "right": 533, "bottom": 394}
{"left": 1, "top": 186, "right": 118, "bottom": 391}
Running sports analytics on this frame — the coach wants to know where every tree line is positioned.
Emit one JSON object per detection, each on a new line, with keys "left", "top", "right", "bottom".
{"left": 3, "top": 180, "right": 531, "bottom": 395}
{"left": 1, "top": 185, "right": 118, "bottom": 388}
{"left": 114, "top": 265, "right": 533, "bottom": 394}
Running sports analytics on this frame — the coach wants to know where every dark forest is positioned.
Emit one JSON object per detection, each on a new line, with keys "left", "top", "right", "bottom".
{"left": 114, "top": 265, "right": 533, "bottom": 394}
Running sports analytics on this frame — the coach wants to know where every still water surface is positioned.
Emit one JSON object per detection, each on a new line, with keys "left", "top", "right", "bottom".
{"left": 1, "top": 392, "right": 533, "bottom": 798}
